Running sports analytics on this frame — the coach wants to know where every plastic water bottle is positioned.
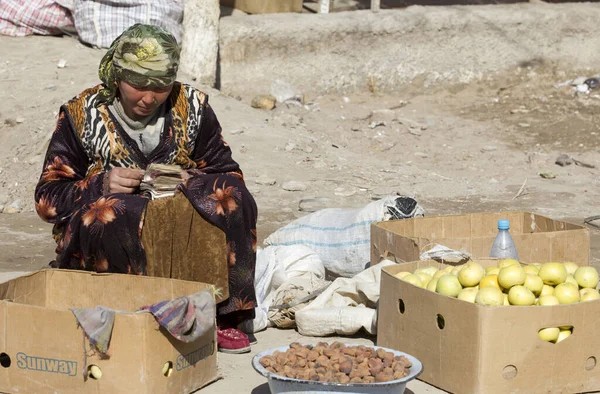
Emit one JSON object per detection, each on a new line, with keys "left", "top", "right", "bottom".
{"left": 489, "top": 219, "right": 519, "bottom": 260}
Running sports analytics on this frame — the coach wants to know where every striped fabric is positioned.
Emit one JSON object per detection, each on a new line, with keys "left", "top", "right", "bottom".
{"left": 70, "top": 289, "right": 215, "bottom": 356}
{"left": 140, "top": 290, "right": 216, "bottom": 343}
{"left": 70, "top": 306, "right": 117, "bottom": 354}
{"left": 73, "top": 0, "right": 183, "bottom": 48}
{"left": 0, "top": 0, "right": 74, "bottom": 37}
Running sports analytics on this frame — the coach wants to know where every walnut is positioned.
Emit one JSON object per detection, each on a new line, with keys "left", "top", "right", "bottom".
{"left": 316, "top": 355, "right": 330, "bottom": 367}
{"left": 259, "top": 356, "right": 274, "bottom": 368}
{"left": 331, "top": 342, "right": 346, "bottom": 350}
{"left": 368, "top": 357, "right": 384, "bottom": 375}
{"left": 343, "top": 346, "right": 357, "bottom": 357}
{"left": 363, "top": 376, "right": 376, "bottom": 383}
{"left": 315, "top": 367, "right": 327, "bottom": 375}
{"left": 394, "top": 370, "right": 407, "bottom": 380}
{"left": 307, "top": 350, "right": 319, "bottom": 362}
{"left": 375, "top": 371, "right": 394, "bottom": 382}
{"left": 336, "top": 373, "right": 351, "bottom": 384}
{"left": 339, "top": 359, "right": 353, "bottom": 375}
{"left": 296, "top": 348, "right": 309, "bottom": 359}
{"left": 329, "top": 352, "right": 342, "bottom": 364}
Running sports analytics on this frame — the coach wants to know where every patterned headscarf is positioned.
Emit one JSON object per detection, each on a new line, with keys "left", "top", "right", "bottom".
{"left": 97, "top": 24, "right": 180, "bottom": 106}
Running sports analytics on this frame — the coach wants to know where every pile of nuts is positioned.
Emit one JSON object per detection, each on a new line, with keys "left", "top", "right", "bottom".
{"left": 259, "top": 342, "right": 412, "bottom": 384}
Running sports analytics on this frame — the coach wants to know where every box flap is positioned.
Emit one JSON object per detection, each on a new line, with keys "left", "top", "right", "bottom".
{"left": 42, "top": 270, "right": 212, "bottom": 311}
{"left": 0, "top": 270, "right": 47, "bottom": 306}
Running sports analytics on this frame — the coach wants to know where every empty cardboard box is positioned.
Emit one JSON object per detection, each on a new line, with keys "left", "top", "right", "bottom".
{"left": 0, "top": 269, "right": 218, "bottom": 394}
{"left": 378, "top": 260, "right": 600, "bottom": 394}
{"left": 371, "top": 212, "right": 590, "bottom": 266}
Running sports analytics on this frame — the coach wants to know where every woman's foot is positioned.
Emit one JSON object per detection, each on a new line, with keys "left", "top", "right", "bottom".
{"left": 217, "top": 328, "right": 251, "bottom": 354}
{"left": 216, "top": 310, "right": 256, "bottom": 353}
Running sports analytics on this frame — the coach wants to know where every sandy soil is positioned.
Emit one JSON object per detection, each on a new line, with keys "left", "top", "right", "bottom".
{"left": 0, "top": 33, "right": 599, "bottom": 393}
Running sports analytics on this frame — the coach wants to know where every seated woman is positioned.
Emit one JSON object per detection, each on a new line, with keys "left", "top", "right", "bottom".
{"left": 34, "top": 24, "right": 257, "bottom": 354}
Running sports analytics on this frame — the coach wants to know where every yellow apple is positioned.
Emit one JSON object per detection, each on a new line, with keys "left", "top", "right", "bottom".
{"left": 538, "top": 327, "right": 560, "bottom": 342}
{"left": 451, "top": 266, "right": 465, "bottom": 276}
{"left": 523, "top": 265, "right": 540, "bottom": 275}
{"left": 433, "top": 270, "right": 448, "bottom": 280}
{"left": 458, "top": 263, "right": 485, "bottom": 287}
{"left": 457, "top": 287, "right": 478, "bottom": 303}
{"left": 498, "top": 264, "right": 526, "bottom": 289}
{"left": 538, "top": 263, "right": 567, "bottom": 286}
{"left": 498, "top": 258, "right": 520, "bottom": 269}
{"left": 394, "top": 272, "right": 411, "bottom": 279}
{"left": 556, "top": 328, "right": 572, "bottom": 343}
{"left": 554, "top": 283, "right": 580, "bottom": 304}
{"left": 580, "top": 288, "right": 600, "bottom": 302}
{"left": 416, "top": 273, "right": 433, "bottom": 287}
{"left": 563, "top": 262, "right": 579, "bottom": 276}
{"left": 479, "top": 274, "right": 500, "bottom": 289}
{"left": 436, "top": 275, "right": 462, "bottom": 297}
{"left": 401, "top": 274, "right": 423, "bottom": 288}
{"left": 475, "top": 287, "right": 504, "bottom": 306}
{"left": 427, "top": 277, "right": 439, "bottom": 292}
{"left": 523, "top": 274, "right": 544, "bottom": 296}
{"left": 538, "top": 295, "right": 560, "bottom": 306}
{"left": 508, "top": 285, "right": 536, "bottom": 306}
{"left": 565, "top": 275, "right": 578, "bottom": 287}
{"left": 486, "top": 266, "right": 500, "bottom": 275}
{"left": 574, "top": 267, "right": 600, "bottom": 289}
{"left": 540, "top": 285, "right": 554, "bottom": 297}
{"left": 415, "top": 266, "right": 439, "bottom": 277}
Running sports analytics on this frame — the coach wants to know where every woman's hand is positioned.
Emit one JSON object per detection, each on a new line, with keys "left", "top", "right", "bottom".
{"left": 107, "top": 168, "right": 145, "bottom": 194}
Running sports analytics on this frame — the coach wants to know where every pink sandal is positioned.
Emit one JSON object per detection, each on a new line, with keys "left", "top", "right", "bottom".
{"left": 217, "top": 328, "right": 251, "bottom": 354}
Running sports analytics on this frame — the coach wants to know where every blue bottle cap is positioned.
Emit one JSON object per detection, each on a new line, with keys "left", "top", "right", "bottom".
{"left": 498, "top": 219, "right": 510, "bottom": 230}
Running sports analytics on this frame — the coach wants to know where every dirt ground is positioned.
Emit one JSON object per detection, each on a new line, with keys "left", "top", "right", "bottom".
{"left": 0, "top": 31, "right": 599, "bottom": 393}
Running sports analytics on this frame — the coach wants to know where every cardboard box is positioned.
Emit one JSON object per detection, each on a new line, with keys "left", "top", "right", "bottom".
{"left": 0, "top": 270, "right": 218, "bottom": 394}
{"left": 378, "top": 260, "right": 600, "bottom": 394}
{"left": 142, "top": 193, "right": 230, "bottom": 303}
{"left": 371, "top": 212, "right": 590, "bottom": 266}
{"left": 221, "top": 0, "right": 303, "bottom": 14}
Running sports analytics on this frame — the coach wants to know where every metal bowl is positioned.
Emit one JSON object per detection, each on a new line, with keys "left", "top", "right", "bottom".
{"left": 252, "top": 344, "right": 423, "bottom": 394}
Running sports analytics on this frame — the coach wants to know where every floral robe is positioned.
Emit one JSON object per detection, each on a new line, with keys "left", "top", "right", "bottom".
{"left": 34, "top": 82, "right": 257, "bottom": 317}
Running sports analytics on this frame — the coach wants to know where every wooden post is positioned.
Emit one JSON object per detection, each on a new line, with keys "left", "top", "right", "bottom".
{"left": 371, "top": 0, "right": 380, "bottom": 12}
{"left": 320, "top": 0, "right": 331, "bottom": 13}
{"left": 180, "top": 0, "right": 220, "bottom": 87}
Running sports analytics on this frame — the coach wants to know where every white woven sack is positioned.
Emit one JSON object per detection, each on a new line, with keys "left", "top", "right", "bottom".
{"left": 264, "top": 195, "right": 424, "bottom": 278}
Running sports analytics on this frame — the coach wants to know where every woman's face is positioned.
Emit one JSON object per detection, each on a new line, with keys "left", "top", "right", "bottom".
{"left": 117, "top": 81, "right": 173, "bottom": 120}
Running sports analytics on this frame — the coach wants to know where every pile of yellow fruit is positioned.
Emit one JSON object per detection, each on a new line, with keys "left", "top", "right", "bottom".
{"left": 395, "top": 259, "right": 600, "bottom": 343}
